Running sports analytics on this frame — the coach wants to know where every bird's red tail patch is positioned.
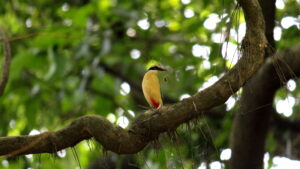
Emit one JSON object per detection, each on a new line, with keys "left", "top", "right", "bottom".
{"left": 150, "top": 98, "right": 160, "bottom": 109}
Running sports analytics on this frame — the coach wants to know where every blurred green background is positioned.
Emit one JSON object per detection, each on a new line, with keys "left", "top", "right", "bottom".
{"left": 0, "top": 0, "right": 299, "bottom": 168}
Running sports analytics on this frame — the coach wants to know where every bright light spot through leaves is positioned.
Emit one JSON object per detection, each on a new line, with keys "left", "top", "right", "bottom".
{"left": 220, "top": 148, "right": 232, "bottom": 160}
{"left": 184, "top": 9, "right": 194, "bottom": 18}
{"left": 276, "top": 0, "right": 285, "bottom": 9}
{"left": 202, "top": 60, "right": 211, "bottom": 69}
{"left": 276, "top": 96, "right": 295, "bottom": 117}
{"left": 181, "top": 0, "right": 191, "bottom": 5}
{"left": 287, "top": 79, "right": 296, "bottom": 91}
{"left": 155, "top": 20, "right": 166, "bottom": 28}
{"left": 222, "top": 42, "right": 239, "bottom": 66}
{"left": 198, "top": 76, "right": 219, "bottom": 91}
{"left": 198, "top": 162, "right": 206, "bottom": 169}
{"left": 274, "top": 26, "right": 282, "bottom": 41}
{"left": 211, "top": 33, "right": 225, "bottom": 43}
{"left": 209, "top": 161, "right": 223, "bottom": 169}
{"left": 130, "top": 49, "right": 141, "bottom": 59}
{"left": 106, "top": 113, "right": 116, "bottom": 123}
{"left": 25, "top": 18, "right": 32, "bottom": 28}
{"left": 272, "top": 156, "right": 300, "bottom": 169}
{"left": 120, "top": 82, "right": 131, "bottom": 95}
{"left": 192, "top": 44, "right": 210, "bottom": 59}
{"left": 204, "top": 14, "right": 221, "bottom": 31}
{"left": 281, "top": 16, "right": 298, "bottom": 29}
{"left": 57, "top": 149, "right": 67, "bottom": 158}
{"left": 137, "top": 19, "right": 150, "bottom": 30}
{"left": 117, "top": 116, "right": 129, "bottom": 128}
{"left": 62, "top": 3, "right": 70, "bottom": 11}
{"left": 29, "top": 129, "right": 40, "bottom": 135}
{"left": 179, "top": 93, "right": 191, "bottom": 100}
{"left": 185, "top": 65, "right": 195, "bottom": 71}
{"left": 225, "top": 97, "right": 236, "bottom": 111}
{"left": 2, "top": 160, "right": 9, "bottom": 167}
{"left": 128, "top": 110, "right": 135, "bottom": 117}
{"left": 126, "top": 28, "right": 136, "bottom": 37}
{"left": 237, "top": 23, "right": 246, "bottom": 42}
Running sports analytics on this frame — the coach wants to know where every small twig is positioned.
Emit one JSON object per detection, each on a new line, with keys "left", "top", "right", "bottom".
{"left": 0, "top": 26, "right": 11, "bottom": 96}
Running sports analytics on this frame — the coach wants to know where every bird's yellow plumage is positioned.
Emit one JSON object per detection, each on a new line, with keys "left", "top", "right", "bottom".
{"left": 142, "top": 67, "right": 164, "bottom": 109}
{"left": 142, "top": 70, "right": 163, "bottom": 109}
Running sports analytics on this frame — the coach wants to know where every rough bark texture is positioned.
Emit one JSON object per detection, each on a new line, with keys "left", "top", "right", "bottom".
{"left": 229, "top": 0, "right": 275, "bottom": 169}
{"left": 0, "top": 0, "right": 268, "bottom": 157}
{"left": 230, "top": 43, "right": 300, "bottom": 169}
{"left": 0, "top": 27, "right": 11, "bottom": 96}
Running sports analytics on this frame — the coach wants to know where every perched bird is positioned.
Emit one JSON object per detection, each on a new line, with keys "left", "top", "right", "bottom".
{"left": 142, "top": 65, "right": 166, "bottom": 109}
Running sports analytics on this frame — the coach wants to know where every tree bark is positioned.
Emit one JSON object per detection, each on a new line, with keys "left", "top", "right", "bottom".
{"left": 230, "top": 42, "right": 300, "bottom": 169}
{"left": 230, "top": 0, "right": 275, "bottom": 168}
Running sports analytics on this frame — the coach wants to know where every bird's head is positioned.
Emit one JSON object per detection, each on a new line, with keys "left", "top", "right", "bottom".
{"left": 148, "top": 65, "right": 167, "bottom": 72}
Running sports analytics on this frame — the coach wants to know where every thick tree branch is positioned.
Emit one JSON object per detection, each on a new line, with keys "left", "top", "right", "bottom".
{"left": 0, "top": 27, "right": 11, "bottom": 96}
{"left": 230, "top": 43, "right": 300, "bottom": 169}
{"left": 230, "top": 0, "right": 275, "bottom": 168}
{"left": 0, "top": 0, "right": 267, "bottom": 157}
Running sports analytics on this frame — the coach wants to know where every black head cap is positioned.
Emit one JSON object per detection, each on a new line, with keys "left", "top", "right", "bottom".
{"left": 148, "top": 65, "right": 166, "bottom": 71}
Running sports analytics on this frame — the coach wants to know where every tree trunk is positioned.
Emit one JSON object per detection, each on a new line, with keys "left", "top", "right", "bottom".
{"left": 230, "top": 0, "right": 276, "bottom": 168}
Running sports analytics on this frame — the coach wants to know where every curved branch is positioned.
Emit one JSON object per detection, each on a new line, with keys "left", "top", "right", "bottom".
{"left": 0, "top": 0, "right": 267, "bottom": 157}
{"left": 0, "top": 26, "right": 11, "bottom": 96}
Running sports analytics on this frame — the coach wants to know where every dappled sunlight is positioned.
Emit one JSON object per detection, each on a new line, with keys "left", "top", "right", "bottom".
{"left": 25, "top": 18, "right": 32, "bottom": 28}
{"left": 271, "top": 156, "right": 300, "bottom": 169}
{"left": 220, "top": 148, "right": 232, "bottom": 160}
{"left": 106, "top": 113, "right": 116, "bottom": 123}
{"left": 179, "top": 93, "right": 191, "bottom": 100}
{"left": 120, "top": 82, "right": 131, "bottom": 95}
{"left": 128, "top": 110, "right": 135, "bottom": 117}
{"left": 181, "top": 0, "right": 191, "bottom": 5}
{"left": 275, "top": 96, "right": 295, "bottom": 117}
{"left": 211, "top": 33, "right": 225, "bottom": 43}
{"left": 198, "top": 76, "right": 219, "bottom": 91}
{"left": 154, "top": 20, "right": 167, "bottom": 28}
{"left": 185, "top": 65, "right": 195, "bottom": 71}
{"left": 57, "top": 149, "right": 67, "bottom": 158}
{"left": 117, "top": 116, "right": 129, "bottom": 128}
{"left": 276, "top": 0, "right": 285, "bottom": 9}
{"left": 287, "top": 79, "right": 296, "bottom": 91}
{"left": 274, "top": 26, "right": 282, "bottom": 41}
{"left": 209, "top": 161, "right": 223, "bottom": 169}
{"left": 198, "top": 162, "right": 206, "bottom": 169}
{"left": 192, "top": 44, "right": 211, "bottom": 59}
{"left": 237, "top": 22, "right": 246, "bottom": 42}
{"left": 130, "top": 49, "right": 141, "bottom": 60}
{"left": 29, "top": 129, "right": 40, "bottom": 135}
{"left": 202, "top": 60, "right": 211, "bottom": 69}
{"left": 137, "top": 19, "right": 150, "bottom": 30}
{"left": 204, "top": 14, "right": 221, "bottom": 31}
{"left": 126, "top": 28, "right": 136, "bottom": 37}
{"left": 2, "top": 160, "right": 9, "bottom": 167}
{"left": 184, "top": 9, "right": 195, "bottom": 18}
{"left": 61, "top": 3, "right": 70, "bottom": 12}
{"left": 225, "top": 97, "right": 236, "bottom": 111}
{"left": 221, "top": 42, "right": 239, "bottom": 66}
{"left": 281, "top": 16, "right": 299, "bottom": 29}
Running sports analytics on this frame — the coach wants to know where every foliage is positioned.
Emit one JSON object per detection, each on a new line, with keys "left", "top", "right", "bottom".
{"left": 0, "top": 0, "right": 299, "bottom": 168}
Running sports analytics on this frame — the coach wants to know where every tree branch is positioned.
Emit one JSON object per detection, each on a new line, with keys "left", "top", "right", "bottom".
{"left": 0, "top": 26, "right": 11, "bottom": 96}
{"left": 0, "top": 0, "right": 267, "bottom": 157}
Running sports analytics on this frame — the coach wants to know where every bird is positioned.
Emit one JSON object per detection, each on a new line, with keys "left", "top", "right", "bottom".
{"left": 142, "top": 65, "right": 166, "bottom": 109}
